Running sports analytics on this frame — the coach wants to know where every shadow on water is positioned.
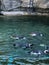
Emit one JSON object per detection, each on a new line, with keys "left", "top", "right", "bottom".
{"left": 0, "top": 15, "right": 49, "bottom": 25}
{"left": 1, "top": 15, "right": 49, "bottom": 26}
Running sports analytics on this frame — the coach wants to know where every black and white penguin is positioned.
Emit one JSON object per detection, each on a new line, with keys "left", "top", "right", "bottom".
{"left": 10, "top": 35, "right": 26, "bottom": 40}
{"left": 28, "top": 50, "right": 41, "bottom": 56}
{"left": 29, "top": 32, "right": 43, "bottom": 37}
{"left": 30, "top": 51, "right": 41, "bottom": 56}
{"left": 44, "top": 47, "right": 49, "bottom": 54}
{"left": 13, "top": 43, "right": 34, "bottom": 49}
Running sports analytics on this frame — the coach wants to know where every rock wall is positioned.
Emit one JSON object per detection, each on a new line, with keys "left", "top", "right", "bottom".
{"left": 1, "top": 0, "right": 49, "bottom": 11}
{"left": 33, "top": 0, "right": 49, "bottom": 8}
{"left": 1, "top": 0, "right": 21, "bottom": 11}
{"left": 21, "top": 0, "right": 49, "bottom": 8}
{"left": 22, "top": 0, "right": 49, "bottom": 8}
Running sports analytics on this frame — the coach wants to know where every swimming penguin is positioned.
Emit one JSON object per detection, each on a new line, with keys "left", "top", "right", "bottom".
{"left": 10, "top": 35, "right": 26, "bottom": 40}
{"left": 13, "top": 43, "right": 34, "bottom": 49}
{"left": 25, "top": 43, "right": 34, "bottom": 48}
{"left": 31, "top": 51, "right": 41, "bottom": 56}
{"left": 28, "top": 50, "right": 41, "bottom": 56}
{"left": 29, "top": 32, "right": 43, "bottom": 37}
{"left": 44, "top": 47, "right": 49, "bottom": 54}
{"left": 29, "top": 33, "right": 37, "bottom": 37}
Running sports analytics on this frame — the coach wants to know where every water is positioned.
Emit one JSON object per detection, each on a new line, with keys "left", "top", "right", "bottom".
{"left": 0, "top": 16, "right": 49, "bottom": 65}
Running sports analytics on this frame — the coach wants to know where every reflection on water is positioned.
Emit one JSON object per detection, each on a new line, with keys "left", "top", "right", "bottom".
{"left": 0, "top": 16, "right": 49, "bottom": 65}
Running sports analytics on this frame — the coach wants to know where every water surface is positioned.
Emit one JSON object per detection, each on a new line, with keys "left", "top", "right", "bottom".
{"left": 0, "top": 16, "right": 49, "bottom": 65}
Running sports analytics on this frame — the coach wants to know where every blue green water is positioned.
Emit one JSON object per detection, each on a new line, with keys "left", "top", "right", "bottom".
{"left": 0, "top": 16, "right": 49, "bottom": 65}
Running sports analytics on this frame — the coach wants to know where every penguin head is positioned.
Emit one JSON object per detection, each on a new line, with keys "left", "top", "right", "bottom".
{"left": 13, "top": 44, "right": 16, "bottom": 47}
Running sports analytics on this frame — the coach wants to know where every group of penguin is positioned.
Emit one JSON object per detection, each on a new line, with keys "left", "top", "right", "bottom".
{"left": 13, "top": 43, "right": 49, "bottom": 56}
{"left": 10, "top": 32, "right": 49, "bottom": 56}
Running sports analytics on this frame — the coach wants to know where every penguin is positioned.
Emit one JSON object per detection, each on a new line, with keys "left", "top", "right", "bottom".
{"left": 28, "top": 50, "right": 41, "bottom": 56}
{"left": 29, "top": 32, "right": 43, "bottom": 37}
{"left": 13, "top": 43, "right": 34, "bottom": 49}
{"left": 30, "top": 51, "right": 41, "bottom": 56}
{"left": 44, "top": 47, "right": 49, "bottom": 54}
{"left": 10, "top": 35, "right": 26, "bottom": 40}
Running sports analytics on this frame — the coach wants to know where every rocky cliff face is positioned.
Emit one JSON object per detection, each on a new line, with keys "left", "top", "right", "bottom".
{"left": 1, "top": 0, "right": 49, "bottom": 11}
{"left": 1, "top": 0, "right": 21, "bottom": 10}
{"left": 33, "top": 0, "right": 49, "bottom": 8}
{"left": 21, "top": 0, "right": 49, "bottom": 8}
